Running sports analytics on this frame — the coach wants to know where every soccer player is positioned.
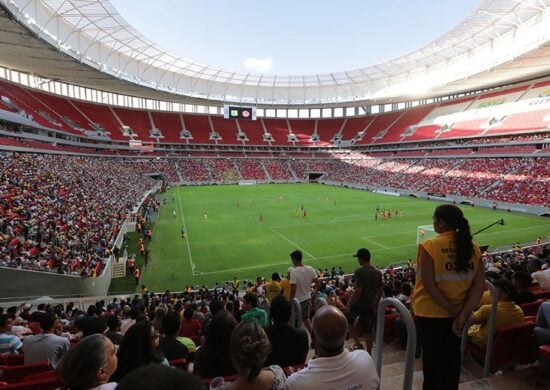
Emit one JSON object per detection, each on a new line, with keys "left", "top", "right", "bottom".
{"left": 180, "top": 227, "right": 186, "bottom": 239}
{"left": 294, "top": 208, "right": 299, "bottom": 218}
{"left": 258, "top": 212, "right": 264, "bottom": 222}
{"left": 203, "top": 212, "right": 208, "bottom": 222}
{"left": 172, "top": 210, "right": 176, "bottom": 219}
{"left": 303, "top": 209, "right": 307, "bottom": 218}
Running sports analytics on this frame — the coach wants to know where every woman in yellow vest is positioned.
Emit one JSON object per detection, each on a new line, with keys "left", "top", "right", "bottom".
{"left": 412, "top": 204, "right": 485, "bottom": 390}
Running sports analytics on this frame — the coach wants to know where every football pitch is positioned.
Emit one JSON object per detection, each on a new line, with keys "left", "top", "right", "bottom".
{"left": 121, "top": 184, "right": 550, "bottom": 292}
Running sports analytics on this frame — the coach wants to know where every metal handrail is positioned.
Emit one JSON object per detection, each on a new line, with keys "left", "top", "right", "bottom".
{"left": 460, "top": 280, "right": 497, "bottom": 377}
{"left": 290, "top": 298, "right": 302, "bottom": 329}
{"left": 374, "top": 297, "right": 416, "bottom": 390}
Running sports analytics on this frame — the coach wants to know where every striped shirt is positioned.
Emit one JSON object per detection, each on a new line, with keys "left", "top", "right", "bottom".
{"left": 0, "top": 332, "right": 23, "bottom": 354}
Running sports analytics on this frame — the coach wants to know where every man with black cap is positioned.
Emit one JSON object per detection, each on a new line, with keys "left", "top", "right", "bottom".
{"left": 345, "top": 248, "right": 383, "bottom": 354}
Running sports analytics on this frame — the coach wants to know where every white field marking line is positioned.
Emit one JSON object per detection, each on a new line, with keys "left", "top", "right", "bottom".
{"left": 269, "top": 227, "right": 316, "bottom": 259}
{"left": 177, "top": 188, "right": 196, "bottom": 276}
{"left": 184, "top": 244, "right": 420, "bottom": 276}
{"left": 361, "top": 237, "right": 390, "bottom": 250}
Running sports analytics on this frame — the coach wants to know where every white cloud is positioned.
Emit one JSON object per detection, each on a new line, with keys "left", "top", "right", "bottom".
{"left": 242, "top": 57, "right": 273, "bottom": 73}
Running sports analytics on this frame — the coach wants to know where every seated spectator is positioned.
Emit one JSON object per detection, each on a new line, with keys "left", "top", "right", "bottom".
{"left": 265, "top": 295, "right": 308, "bottom": 367}
{"left": 194, "top": 310, "right": 237, "bottom": 379}
{"left": 111, "top": 321, "right": 168, "bottom": 382}
{"left": 179, "top": 307, "right": 201, "bottom": 341}
{"left": 287, "top": 306, "right": 379, "bottom": 390}
{"left": 512, "top": 271, "right": 537, "bottom": 305}
{"left": 241, "top": 292, "right": 267, "bottom": 327}
{"left": 151, "top": 305, "right": 167, "bottom": 335}
{"left": 57, "top": 334, "right": 117, "bottom": 390}
{"left": 468, "top": 279, "right": 524, "bottom": 348}
{"left": 23, "top": 311, "right": 70, "bottom": 368}
{"left": 0, "top": 313, "right": 23, "bottom": 354}
{"left": 395, "top": 282, "right": 412, "bottom": 308}
{"left": 325, "top": 287, "right": 346, "bottom": 311}
{"left": 528, "top": 258, "right": 550, "bottom": 291}
{"left": 120, "top": 307, "right": 139, "bottom": 335}
{"left": 105, "top": 315, "right": 123, "bottom": 345}
{"left": 82, "top": 316, "right": 108, "bottom": 337}
{"left": 159, "top": 312, "right": 189, "bottom": 361}
{"left": 116, "top": 364, "right": 202, "bottom": 390}
{"left": 227, "top": 320, "right": 287, "bottom": 389}
{"left": 534, "top": 302, "right": 550, "bottom": 345}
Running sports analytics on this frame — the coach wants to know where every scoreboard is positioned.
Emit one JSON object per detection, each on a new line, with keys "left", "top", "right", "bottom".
{"left": 223, "top": 105, "right": 256, "bottom": 120}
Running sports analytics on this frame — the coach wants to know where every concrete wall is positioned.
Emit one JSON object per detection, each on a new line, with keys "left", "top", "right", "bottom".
{"left": 0, "top": 260, "right": 112, "bottom": 302}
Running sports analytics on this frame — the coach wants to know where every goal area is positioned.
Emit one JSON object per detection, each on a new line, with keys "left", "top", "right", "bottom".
{"left": 417, "top": 224, "right": 437, "bottom": 245}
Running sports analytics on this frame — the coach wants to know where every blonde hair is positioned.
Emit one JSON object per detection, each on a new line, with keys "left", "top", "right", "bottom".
{"left": 230, "top": 321, "right": 271, "bottom": 381}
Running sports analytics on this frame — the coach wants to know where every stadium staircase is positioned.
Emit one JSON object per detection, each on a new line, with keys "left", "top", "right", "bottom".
{"left": 261, "top": 161, "right": 272, "bottom": 180}
{"left": 373, "top": 342, "right": 550, "bottom": 389}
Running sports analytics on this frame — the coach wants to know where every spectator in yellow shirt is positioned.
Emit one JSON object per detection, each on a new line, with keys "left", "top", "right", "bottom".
{"left": 468, "top": 278, "right": 524, "bottom": 348}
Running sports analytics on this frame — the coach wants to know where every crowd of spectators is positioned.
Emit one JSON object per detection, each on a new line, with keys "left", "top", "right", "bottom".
{"left": 0, "top": 238, "right": 549, "bottom": 388}
{"left": 0, "top": 152, "right": 155, "bottom": 275}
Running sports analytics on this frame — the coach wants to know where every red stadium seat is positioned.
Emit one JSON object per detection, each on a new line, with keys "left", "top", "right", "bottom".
{"left": 520, "top": 299, "right": 543, "bottom": 317}
{"left": 540, "top": 344, "right": 550, "bottom": 359}
{"left": 383, "top": 313, "right": 401, "bottom": 344}
{"left": 0, "top": 362, "right": 52, "bottom": 384}
{"left": 168, "top": 358, "right": 188, "bottom": 371}
{"left": 465, "top": 320, "right": 537, "bottom": 373}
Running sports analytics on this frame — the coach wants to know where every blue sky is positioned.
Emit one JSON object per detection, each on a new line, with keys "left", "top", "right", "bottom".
{"left": 110, "top": 0, "right": 481, "bottom": 75}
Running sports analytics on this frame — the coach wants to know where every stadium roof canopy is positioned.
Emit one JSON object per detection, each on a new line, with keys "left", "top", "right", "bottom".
{"left": 1, "top": 0, "right": 550, "bottom": 107}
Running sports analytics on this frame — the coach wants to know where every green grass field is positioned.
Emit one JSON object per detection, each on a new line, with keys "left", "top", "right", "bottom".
{"left": 109, "top": 184, "right": 550, "bottom": 293}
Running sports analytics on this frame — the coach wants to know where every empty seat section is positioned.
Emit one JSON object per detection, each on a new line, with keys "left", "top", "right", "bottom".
{"left": 72, "top": 101, "right": 124, "bottom": 140}
{"left": 263, "top": 119, "right": 290, "bottom": 145}
{"left": 359, "top": 112, "right": 403, "bottom": 144}
{"left": 339, "top": 117, "right": 372, "bottom": 142}
{"left": 210, "top": 116, "right": 239, "bottom": 145}
{"left": 443, "top": 87, "right": 528, "bottom": 139}
{"left": 237, "top": 120, "right": 266, "bottom": 145}
{"left": 288, "top": 119, "right": 315, "bottom": 146}
{"left": 316, "top": 119, "right": 344, "bottom": 146}
{"left": 30, "top": 90, "right": 92, "bottom": 131}
{"left": 182, "top": 115, "right": 214, "bottom": 144}
{"left": 379, "top": 105, "right": 435, "bottom": 144}
{"left": 412, "top": 97, "right": 475, "bottom": 141}
{"left": 112, "top": 108, "right": 151, "bottom": 140}
{"left": 0, "top": 81, "right": 77, "bottom": 134}
{"left": 151, "top": 112, "right": 184, "bottom": 143}
{"left": 487, "top": 83, "right": 550, "bottom": 134}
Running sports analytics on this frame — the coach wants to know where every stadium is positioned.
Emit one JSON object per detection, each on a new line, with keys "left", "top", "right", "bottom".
{"left": 0, "top": 0, "right": 549, "bottom": 388}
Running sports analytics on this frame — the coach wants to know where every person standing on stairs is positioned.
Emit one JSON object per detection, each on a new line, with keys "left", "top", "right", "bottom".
{"left": 412, "top": 204, "right": 485, "bottom": 390}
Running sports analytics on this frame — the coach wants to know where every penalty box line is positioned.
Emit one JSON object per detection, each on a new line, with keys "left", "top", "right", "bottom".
{"left": 191, "top": 243, "right": 419, "bottom": 276}
{"left": 269, "top": 227, "right": 316, "bottom": 259}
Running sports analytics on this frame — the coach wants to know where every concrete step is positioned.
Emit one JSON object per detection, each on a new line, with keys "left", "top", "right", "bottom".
{"left": 459, "top": 366, "right": 550, "bottom": 390}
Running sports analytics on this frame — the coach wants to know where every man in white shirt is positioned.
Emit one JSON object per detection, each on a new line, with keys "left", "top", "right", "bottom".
{"left": 23, "top": 312, "right": 69, "bottom": 368}
{"left": 289, "top": 249, "right": 319, "bottom": 336}
{"left": 287, "top": 305, "right": 379, "bottom": 390}
{"left": 529, "top": 258, "right": 550, "bottom": 291}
